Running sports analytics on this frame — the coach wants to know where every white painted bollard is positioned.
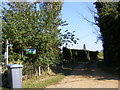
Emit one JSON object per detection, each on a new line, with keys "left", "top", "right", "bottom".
{"left": 38, "top": 66, "right": 41, "bottom": 76}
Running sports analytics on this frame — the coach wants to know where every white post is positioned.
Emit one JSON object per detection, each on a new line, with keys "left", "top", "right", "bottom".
{"left": 6, "top": 40, "right": 8, "bottom": 65}
{"left": 38, "top": 66, "right": 41, "bottom": 76}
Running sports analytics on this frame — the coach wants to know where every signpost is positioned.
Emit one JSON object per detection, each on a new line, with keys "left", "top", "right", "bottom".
{"left": 4, "top": 40, "right": 13, "bottom": 65}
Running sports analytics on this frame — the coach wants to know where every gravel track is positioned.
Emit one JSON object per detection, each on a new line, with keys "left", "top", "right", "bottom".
{"left": 46, "top": 61, "right": 119, "bottom": 88}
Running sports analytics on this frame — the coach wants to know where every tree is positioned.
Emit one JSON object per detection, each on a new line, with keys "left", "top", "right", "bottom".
{"left": 1, "top": 2, "right": 79, "bottom": 75}
{"left": 94, "top": 1, "right": 120, "bottom": 68}
{"left": 37, "top": 2, "right": 64, "bottom": 73}
{"left": 1, "top": 2, "right": 64, "bottom": 75}
{"left": 60, "top": 30, "right": 79, "bottom": 48}
{"left": 83, "top": 44, "right": 86, "bottom": 50}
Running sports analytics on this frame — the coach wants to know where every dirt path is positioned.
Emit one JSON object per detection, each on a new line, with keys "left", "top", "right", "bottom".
{"left": 46, "top": 61, "right": 119, "bottom": 88}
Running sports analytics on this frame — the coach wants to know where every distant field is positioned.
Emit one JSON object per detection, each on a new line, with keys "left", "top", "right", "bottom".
{"left": 98, "top": 52, "right": 104, "bottom": 59}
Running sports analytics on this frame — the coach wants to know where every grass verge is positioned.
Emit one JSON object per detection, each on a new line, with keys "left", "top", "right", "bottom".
{"left": 22, "top": 73, "right": 65, "bottom": 88}
{"left": 22, "top": 61, "right": 86, "bottom": 88}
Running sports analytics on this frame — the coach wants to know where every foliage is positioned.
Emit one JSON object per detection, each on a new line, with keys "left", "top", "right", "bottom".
{"left": 2, "top": 70, "right": 9, "bottom": 88}
{"left": 60, "top": 30, "right": 79, "bottom": 47}
{"left": 97, "top": 51, "right": 104, "bottom": 59}
{"left": 1, "top": 2, "right": 64, "bottom": 74}
{"left": 1, "top": 2, "right": 79, "bottom": 76}
{"left": 62, "top": 47, "right": 98, "bottom": 64}
{"left": 83, "top": 44, "right": 86, "bottom": 50}
{"left": 94, "top": 1, "right": 120, "bottom": 68}
{"left": 83, "top": 44, "right": 90, "bottom": 61}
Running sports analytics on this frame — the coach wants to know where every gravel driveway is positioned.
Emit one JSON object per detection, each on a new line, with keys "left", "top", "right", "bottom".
{"left": 46, "top": 61, "right": 119, "bottom": 88}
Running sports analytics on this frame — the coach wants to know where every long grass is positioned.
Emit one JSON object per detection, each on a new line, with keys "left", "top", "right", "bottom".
{"left": 22, "top": 61, "right": 85, "bottom": 88}
{"left": 22, "top": 73, "right": 64, "bottom": 88}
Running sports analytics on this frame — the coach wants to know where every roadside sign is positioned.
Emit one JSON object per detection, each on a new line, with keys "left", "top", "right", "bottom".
{"left": 25, "top": 49, "right": 36, "bottom": 54}
{"left": 8, "top": 44, "right": 13, "bottom": 47}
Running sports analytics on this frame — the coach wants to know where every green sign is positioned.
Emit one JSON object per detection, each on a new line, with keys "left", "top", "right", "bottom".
{"left": 26, "top": 49, "right": 36, "bottom": 54}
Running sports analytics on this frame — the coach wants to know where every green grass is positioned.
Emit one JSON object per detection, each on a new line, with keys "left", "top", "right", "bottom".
{"left": 22, "top": 61, "right": 85, "bottom": 88}
{"left": 22, "top": 73, "right": 65, "bottom": 88}
{"left": 97, "top": 52, "right": 104, "bottom": 59}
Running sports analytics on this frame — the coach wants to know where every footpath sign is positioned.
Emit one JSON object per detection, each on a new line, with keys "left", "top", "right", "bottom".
{"left": 4, "top": 52, "right": 7, "bottom": 59}
{"left": 25, "top": 49, "right": 36, "bottom": 54}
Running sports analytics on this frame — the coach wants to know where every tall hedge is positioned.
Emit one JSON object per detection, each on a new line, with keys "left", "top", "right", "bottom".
{"left": 62, "top": 47, "right": 98, "bottom": 64}
{"left": 94, "top": 2, "right": 120, "bottom": 67}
